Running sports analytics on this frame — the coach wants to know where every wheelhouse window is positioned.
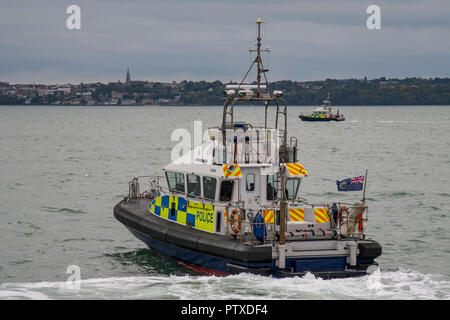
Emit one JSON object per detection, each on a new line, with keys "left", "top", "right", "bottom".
{"left": 267, "top": 175, "right": 299, "bottom": 200}
{"left": 166, "top": 171, "right": 185, "bottom": 192}
{"left": 187, "top": 174, "right": 201, "bottom": 197}
{"left": 246, "top": 173, "right": 255, "bottom": 191}
{"left": 285, "top": 178, "right": 299, "bottom": 200}
{"left": 203, "top": 176, "right": 217, "bottom": 200}
{"left": 219, "top": 180, "right": 234, "bottom": 201}
{"left": 267, "top": 174, "right": 278, "bottom": 200}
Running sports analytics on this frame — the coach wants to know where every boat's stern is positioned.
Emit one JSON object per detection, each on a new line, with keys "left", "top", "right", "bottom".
{"left": 268, "top": 238, "right": 381, "bottom": 278}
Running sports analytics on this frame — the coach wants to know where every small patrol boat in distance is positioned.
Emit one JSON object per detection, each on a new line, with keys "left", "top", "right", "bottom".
{"left": 114, "top": 19, "right": 381, "bottom": 278}
{"left": 298, "top": 94, "right": 345, "bottom": 122}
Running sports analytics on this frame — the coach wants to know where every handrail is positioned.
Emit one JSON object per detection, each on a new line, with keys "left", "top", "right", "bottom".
{"left": 128, "top": 176, "right": 368, "bottom": 241}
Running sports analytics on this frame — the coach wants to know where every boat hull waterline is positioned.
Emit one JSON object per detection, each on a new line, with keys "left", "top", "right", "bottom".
{"left": 114, "top": 198, "right": 382, "bottom": 278}
{"left": 298, "top": 115, "right": 345, "bottom": 122}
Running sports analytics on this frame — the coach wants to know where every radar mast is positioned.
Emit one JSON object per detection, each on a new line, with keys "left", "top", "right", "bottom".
{"left": 221, "top": 19, "right": 289, "bottom": 245}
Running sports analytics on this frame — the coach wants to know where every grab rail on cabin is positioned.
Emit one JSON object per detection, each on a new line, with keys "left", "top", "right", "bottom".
{"left": 125, "top": 175, "right": 164, "bottom": 202}
{"left": 224, "top": 201, "right": 368, "bottom": 243}
{"left": 208, "top": 127, "right": 287, "bottom": 165}
{"left": 125, "top": 177, "right": 368, "bottom": 241}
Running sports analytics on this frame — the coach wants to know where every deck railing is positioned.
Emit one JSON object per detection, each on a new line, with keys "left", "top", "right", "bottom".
{"left": 127, "top": 176, "right": 369, "bottom": 241}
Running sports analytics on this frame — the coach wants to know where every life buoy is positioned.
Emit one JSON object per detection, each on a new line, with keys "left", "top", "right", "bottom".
{"left": 357, "top": 211, "right": 363, "bottom": 233}
{"left": 229, "top": 208, "right": 242, "bottom": 234}
{"left": 340, "top": 203, "right": 365, "bottom": 237}
{"left": 338, "top": 206, "right": 349, "bottom": 225}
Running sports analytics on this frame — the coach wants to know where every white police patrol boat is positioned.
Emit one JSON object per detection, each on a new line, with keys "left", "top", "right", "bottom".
{"left": 114, "top": 19, "right": 381, "bottom": 278}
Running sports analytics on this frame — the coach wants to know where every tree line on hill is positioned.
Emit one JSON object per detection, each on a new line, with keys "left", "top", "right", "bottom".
{"left": 89, "top": 77, "right": 450, "bottom": 105}
{"left": 1, "top": 77, "right": 449, "bottom": 106}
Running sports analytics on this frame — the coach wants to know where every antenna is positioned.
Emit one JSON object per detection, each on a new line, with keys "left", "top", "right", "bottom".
{"left": 235, "top": 18, "right": 270, "bottom": 97}
{"left": 250, "top": 18, "right": 270, "bottom": 97}
{"left": 220, "top": 19, "right": 289, "bottom": 246}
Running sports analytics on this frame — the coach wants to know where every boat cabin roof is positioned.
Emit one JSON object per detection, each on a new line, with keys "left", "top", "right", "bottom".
{"left": 314, "top": 106, "right": 330, "bottom": 112}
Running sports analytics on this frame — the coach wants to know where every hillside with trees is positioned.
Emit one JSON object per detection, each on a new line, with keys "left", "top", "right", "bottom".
{"left": 1, "top": 77, "right": 449, "bottom": 106}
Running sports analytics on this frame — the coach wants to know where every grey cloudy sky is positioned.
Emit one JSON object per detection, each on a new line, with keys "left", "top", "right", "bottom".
{"left": 1, "top": 0, "right": 450, "bottom": 84}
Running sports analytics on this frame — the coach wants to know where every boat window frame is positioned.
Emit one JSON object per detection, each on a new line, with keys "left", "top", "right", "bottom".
{"left": 246, "top": 173, "right": 255, "bottom": 192}
{"left": 266, "top": 174, "right": 278, "bottom": 200}
{"left": 165, "top": 171, "right": 185, "bottom": 193}
{"left": 285, "top": 178, "right": 300, "bottom": 200}
{"left": 219, "top": 180, "right": 234, "bottom": 202}
{"left": 266, "top": 175, "right": 300, "bottom": 200}
{"left": 202, "top": 176, "right": 217, "bottom": 200}
{"left": 187, "top": 174, "right": 202, "bottom": 197}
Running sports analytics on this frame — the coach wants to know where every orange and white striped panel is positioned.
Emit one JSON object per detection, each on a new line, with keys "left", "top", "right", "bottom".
{"left": 223, "top": 210, "right": 228, "bottom": 226}
{"left": 289, "top": 208, "right": 305, "bottom": 221}
{"left": 264, "top": 210, "right": 275, "bottom": 223}
{"left": 314, "top": 208, "right": 330, "bottom": 223}
{"left": 223, "top": 164, "right": 242, "bottom": 177}
{"left": 286, "top": 163, "right": 308, "bottom": 176}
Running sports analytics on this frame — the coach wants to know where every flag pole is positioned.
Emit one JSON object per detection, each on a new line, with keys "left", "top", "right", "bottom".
{"left": 362, "top": 169, "right": 368, "bottom": 203}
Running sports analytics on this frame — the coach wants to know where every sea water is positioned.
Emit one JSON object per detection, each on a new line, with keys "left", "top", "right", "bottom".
{"left": 0, "top": 105, "right": 449, "bottom": 299}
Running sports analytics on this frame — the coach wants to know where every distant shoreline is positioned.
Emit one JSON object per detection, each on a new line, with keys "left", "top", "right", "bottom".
{"left": 1, "top": 77, "right": 449, "bottom": 106}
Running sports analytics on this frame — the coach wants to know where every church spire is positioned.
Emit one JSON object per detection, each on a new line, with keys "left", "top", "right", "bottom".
{"left": 125, "top": 67, "right": 131, "bottom": 84}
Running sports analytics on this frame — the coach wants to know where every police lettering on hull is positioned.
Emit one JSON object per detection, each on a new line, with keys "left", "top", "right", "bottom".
{"left": 149, "top": 195, "right": 215, "bottom": 232}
